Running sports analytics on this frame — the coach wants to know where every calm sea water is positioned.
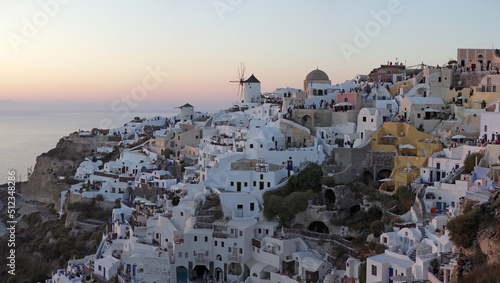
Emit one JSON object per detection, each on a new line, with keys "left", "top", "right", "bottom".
{"left": 0, "top": 111, "right": 175, "bottom": 184}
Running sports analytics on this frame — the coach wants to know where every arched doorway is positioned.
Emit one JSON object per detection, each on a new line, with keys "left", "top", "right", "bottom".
{"left": 302, "top": 115, "right": 312, "bottom": 127}
{"left": 215, "top": 267, "right": 223, "bottom": 282}
{"left": 350, "top": 205, "right": 361, "bottom": 217}
{"left": 363, "top": 171, "right": 374, "bottom": 184}
{"left": 377, "top": 169, "right": 392, "bottom": 180}
{"left": 307, "top": 221, "right": 329, "bottom": 234}
{"left": 325, "top": 189, "right": 336, "bottom": 204}
{"left": 176, "top": 266, "right": 188, "bottom": 283}
{"left": 193, "top": 265, "right": 209, "bottom": 281}
{"left": 228, "top": 262, "right": 242, "bottom": 276}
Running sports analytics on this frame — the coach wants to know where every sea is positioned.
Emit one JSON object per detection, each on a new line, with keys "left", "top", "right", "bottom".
{"left": 0, "top": 110, "right": 176, "bottom": 184}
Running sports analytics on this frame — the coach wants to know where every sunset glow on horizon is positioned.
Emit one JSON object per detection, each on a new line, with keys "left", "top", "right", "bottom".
{"left": 1, "top": 0, "right": 499, "bottom": 111}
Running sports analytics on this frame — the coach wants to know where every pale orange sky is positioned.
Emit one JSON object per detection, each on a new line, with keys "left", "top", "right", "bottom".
{"left": 0, "top": 0, "right": 497, "bottom": 111}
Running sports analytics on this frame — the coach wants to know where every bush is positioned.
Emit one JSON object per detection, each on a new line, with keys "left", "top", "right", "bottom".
{"left": 370, "top": 220, "right": 385, "bottom": 238}
{"left": 171, "top": 196, "right": 180, "bottom": 206}
{"left": 374, "top": 244, "right": 386, "bottom": 254}
{"left": 212, "top": 208, "right": 224, "bottom": 220}
{"left": 464, "top": 153, "right": 483, "bottom": 173}
{"left": 95, "top": 194, "right": 104, "bottom": 201}
{"left": 320, "top": 176, "right": 335, "bottom": 187}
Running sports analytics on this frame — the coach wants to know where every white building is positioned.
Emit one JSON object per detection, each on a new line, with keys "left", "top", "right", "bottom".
{"left": 366, "top": 250, "right": 414, "bottom": 283}
{"left": 244, "top": 74, "right": 261, "bottom": 104}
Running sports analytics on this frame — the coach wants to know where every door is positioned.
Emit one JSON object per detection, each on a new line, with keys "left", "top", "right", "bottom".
{"left": 436, "top": 202, "right": 442, "bottom": 211}
{"left": 430, "top": 171, "right": 433, "bottom": 183}
{"left": 260, "top": 182, "right": 264, "bottom": 190}
{"left": 237, "top": 182, "right": 241, "bottom": 192}
{"left": 389, "top": 267, "right": 394, "bottom": 283}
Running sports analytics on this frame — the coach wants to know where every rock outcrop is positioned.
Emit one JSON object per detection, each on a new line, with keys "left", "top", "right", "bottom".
{"left": 21, "top": 133, "right": 118, "bottom": 210}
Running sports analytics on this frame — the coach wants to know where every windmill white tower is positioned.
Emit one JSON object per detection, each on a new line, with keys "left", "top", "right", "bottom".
{"left": 244, "top": 74, "right": 261, "bottom": 104}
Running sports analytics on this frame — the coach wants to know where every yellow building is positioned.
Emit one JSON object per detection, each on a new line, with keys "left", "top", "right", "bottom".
{"left": 371, "top": 122, "right": 442, "bottom": 193}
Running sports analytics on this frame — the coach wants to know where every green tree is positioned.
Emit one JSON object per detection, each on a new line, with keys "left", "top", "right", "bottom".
{"left": 290, "top": 162, "right": 323, "bottom": 192}
{"left": 446, "top": 207, "right": 482, "bottom": 248}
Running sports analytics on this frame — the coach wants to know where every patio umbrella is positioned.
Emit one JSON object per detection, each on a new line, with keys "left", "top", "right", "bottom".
{"left": 424, "top": 108, "right": 440, "bottom": 112}
{"left": 399, "top": 144, "right": 416, "bottom": 149}
{"left": 390, "top": 275, "right": 408, "bottom": 283}
{"left": 379, "top": 178, "right": 394, "bottom": 182}
{"left": 451, "top": 134, "right": 467, "bottom": 139}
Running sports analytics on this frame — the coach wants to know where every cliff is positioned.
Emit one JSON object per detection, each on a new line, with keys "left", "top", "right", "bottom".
{"left": 20, "top": 133, "right": 119, "bottom": 210}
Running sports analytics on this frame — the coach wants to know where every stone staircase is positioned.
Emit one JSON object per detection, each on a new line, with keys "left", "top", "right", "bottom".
{"left": 194, "top": 194, "right": 220, "bottom": 229}
{"left": 418, "top": 226, "right": 428, "bottom": 240}
{"left": 409, "top": 249, "right": 417, "bottom": 262}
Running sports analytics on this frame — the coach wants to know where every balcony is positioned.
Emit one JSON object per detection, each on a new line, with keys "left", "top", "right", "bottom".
{"left": 227, "top": 253, "right": 240, "bottom": 263}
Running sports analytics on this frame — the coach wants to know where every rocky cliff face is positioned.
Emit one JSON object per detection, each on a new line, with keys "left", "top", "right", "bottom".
{"left": 21, "top": 133, "right": 115, "bottom": 209}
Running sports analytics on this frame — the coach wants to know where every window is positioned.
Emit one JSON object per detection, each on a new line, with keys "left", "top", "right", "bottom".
{"left": 205, "top": 236, "right": 208, "bottom": 242}
{"left": 371, "top": 118, "right": 373, "bottom": 122}
{"left": 383, "top": 237, "right": 387, "bottom": 244}
{"left": 371, "top": 265, "right": 377, "bottom": 276}
{"left": 488, "top": 78, "right": 492, "bottom": 85}
{"left": 239, "top": 248, "right": 243, "bottom": 254}
{"left": 228, "top": 247, "right": 231, "bottom": 253}
{"left": 239, "top": 231, "right": 243, "bottom": 237}
{"left": 436, "top": 163, "right": 440, "bottom": 169}
{"left": 258, "top": 228, "right": 262, "bottom": 233}
{"left": 260, "top": 174, "right": 264, "bottom": 180}
{"left": 185, "top": 252, "right": 188, "bottom": 258}
{"left": 438, "top": 77, "right": 442, "bottom": 82}
{"left": 250, "top": 203, "right": 255, "bottom": 211}
{"left": 244, "top": 182, "right": 248, "bottom": 187}
{"left": 250, "top": 144, "right": 254, "bottom": 148}
{"left": 485, "top": 125, "right": 487, "bottom": 132}
{"left": 180, "top": 212, "right": 184, "bottom": 216}
{"left": 194, "top": 236, "right": 197, "bottom": 242}
{"left": 265, "top": 229, "right": 269, "bottom": 235}
{"left": 215, "top": 241, "right": 217, "bottom": 246}
{"left": 267, "top": 182, "right": 271, "bottom": 187}
{"left": 253, "top": 181, "right": 256, "bottom": 186}
{"left": 221, "top": 242, "right": 224, "bottom": 247}
{"left": 179, "top": 252, "right": 182, "bottom": 258}
{"left": 362, "top": 116, "right": 367, "bottom": 122}
{"left": 231, "top": 182, "right": 234, "bottom": 186}
{"left": 260, "top": 144, "right": 263, "bottom": 148}
{"left": 417, "top": 113, "right": 421, "bottom": 119}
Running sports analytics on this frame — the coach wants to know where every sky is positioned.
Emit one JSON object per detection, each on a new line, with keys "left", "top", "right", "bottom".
{"left": 0, "top": 0, "right": 499, "bottom": 112}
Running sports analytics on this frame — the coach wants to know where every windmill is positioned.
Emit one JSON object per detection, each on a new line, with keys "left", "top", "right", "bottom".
{"left": 230, "top": 62, "right": 246, "bottom": 102}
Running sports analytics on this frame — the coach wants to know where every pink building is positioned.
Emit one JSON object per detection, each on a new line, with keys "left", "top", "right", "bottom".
{"left": 336, "top": 92, "right": 358, "bottom": 111}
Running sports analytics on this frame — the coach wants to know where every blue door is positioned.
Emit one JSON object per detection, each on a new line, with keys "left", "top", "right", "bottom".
{"left": 103, "top": 267, "right": 106, "bottom": 279}
{"left": 389, "top": 267, "right": 394, "bottom": 283}
{"left": 436, "top": 202, "right": 442, "bottom": 210}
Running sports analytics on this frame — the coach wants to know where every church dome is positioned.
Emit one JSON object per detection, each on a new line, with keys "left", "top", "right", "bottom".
{"left": 305, "top": 69, "right": 329, "bottom": 82}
